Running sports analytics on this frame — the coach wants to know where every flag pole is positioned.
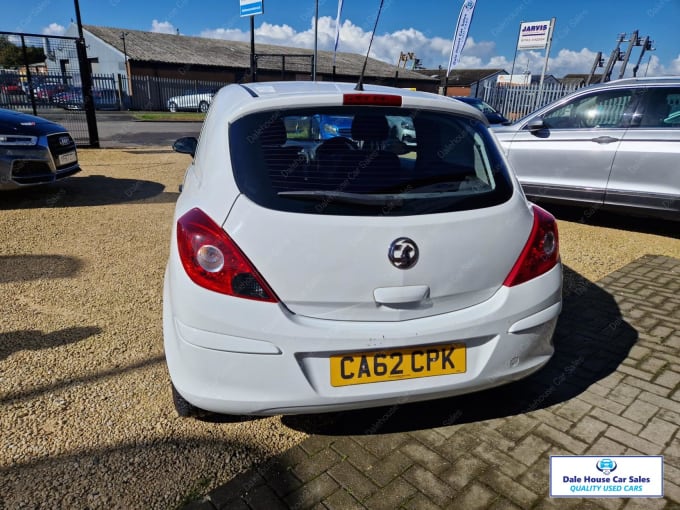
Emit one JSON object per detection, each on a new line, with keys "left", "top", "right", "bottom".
{"left": 534, "top": 17, "right": 555, "bottom": 110}
{"left": 313, "top": 0, "right": 318, "bottom": 80}
{"left": 332, "top": 0, "right": 344, "bottom": 81}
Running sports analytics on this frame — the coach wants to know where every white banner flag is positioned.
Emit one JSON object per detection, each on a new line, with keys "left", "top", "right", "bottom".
{"left": 333, "top": 0, "right": 344, "bottom": 66}
{"left": 447, "top": 0, "right": 477, "bottom": 76}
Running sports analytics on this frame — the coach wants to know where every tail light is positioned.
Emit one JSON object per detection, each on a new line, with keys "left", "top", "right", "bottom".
{"left": 503, "top": 205, "right": 559, "bottom": 287}
{"left": 176, "top": 208, "right": 277, "bottom": 302}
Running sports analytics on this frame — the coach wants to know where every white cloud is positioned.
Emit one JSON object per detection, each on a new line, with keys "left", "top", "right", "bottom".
{"left": 547, "top": 48, "right": 599, "bottom": 77}
{"left": 200, "top": 28, "right": 249, "bottom": 42}
{"left": 151, "top": 20, "right": 177, "bottom": 35}
{"left": 661, "top": 54, "right": 680, "bottom": 75}
{"left": 42, "top": 23, "right": 66, "bottom": 36}
{"left": 196, "top": 16, "right": 672, "bottom": 77}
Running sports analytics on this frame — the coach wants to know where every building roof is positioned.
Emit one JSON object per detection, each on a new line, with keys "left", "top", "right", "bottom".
{"left": 84, "top": 25, "right": 436, "bottom": 82}
{"left": 414, "top": 68, "right": 508, "bottom": 85}
{"left": 560, "top": 73, "right": 603, "bottom": 86}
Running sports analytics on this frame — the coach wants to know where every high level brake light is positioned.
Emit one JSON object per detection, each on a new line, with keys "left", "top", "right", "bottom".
{"left": 176, "top": 208, "right": 278, "bottom": 302}
{"left": 503, "top": 205, "right": 559, "bottom": 287}
{"left": 343, "top": 93, "right": 402, "bottom": 106}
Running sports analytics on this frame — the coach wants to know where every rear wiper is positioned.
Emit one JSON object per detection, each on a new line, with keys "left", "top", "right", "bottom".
{"left": 370, "top": 174, "right": 470, "bottom": 194}
{"left": 277, "top": 190, "right": 405, "bottom": 206}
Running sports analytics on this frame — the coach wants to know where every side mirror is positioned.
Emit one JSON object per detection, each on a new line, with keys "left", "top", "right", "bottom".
{"left": 526, "top": 118, "right": 546, "bottom": 132}
{"left": 173, "top": 136, "right": 198, "bottom": 157}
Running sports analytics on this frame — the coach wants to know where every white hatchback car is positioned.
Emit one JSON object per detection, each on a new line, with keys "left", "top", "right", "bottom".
{"left": 164, "top": 81, "right": 563, "bottom": 417}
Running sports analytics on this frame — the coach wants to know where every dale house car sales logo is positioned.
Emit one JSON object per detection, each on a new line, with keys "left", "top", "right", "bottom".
{"left": 550, "top": 455, "right": 664, "bottom": 498}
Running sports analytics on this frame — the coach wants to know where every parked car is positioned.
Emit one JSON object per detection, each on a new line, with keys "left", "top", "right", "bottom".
{"left": 452, "top": 97, "right": 511, "bottom": 125}
{"left": 310, "top": 114, "right": 353, "bottom": 139}
{"left": 493, "top": 77, "right": 680, "bottom": 221}
{"left": 1, "top": 82, "right": 24, "bottom": 95}
{"left": 164, "top": 81, "right": 563, "bottom": 417}
{"left": 52, "top": 87, "right": 82, "bottom": 109}
{"left": 34, "top": 83, "right": 70, "bottom": 102}
{"left": 387, "top": 115, "right": 417, "bottom": 146}
{"left": 0, "top": 73, "right": 24, "bottom": 95}
{"left": 0, "top": 108, "right": 80, "bottom": 190}
{"left": 53, "top": 87, "right": 122, "bottom": 111}
{"left": 167, "top": 88, "right": 217, "bottom": 113}
{"left": 0, "top": 74, "right": 27, "bottom": 106}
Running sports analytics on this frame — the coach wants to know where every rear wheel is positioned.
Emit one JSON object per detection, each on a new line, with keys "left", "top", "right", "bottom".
{"left": 171, "top": 383, "right": 200, "bottom": 417}
{"left": 198, "top": 101, "right": 209, "bottom": 113}
{"left": 168, "top": 101, "right": 178, "bottom": 113}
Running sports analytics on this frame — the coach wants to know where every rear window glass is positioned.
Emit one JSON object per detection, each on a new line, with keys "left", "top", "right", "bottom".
{"left": 229, "top": 107, "right": 513, "bottom": 216}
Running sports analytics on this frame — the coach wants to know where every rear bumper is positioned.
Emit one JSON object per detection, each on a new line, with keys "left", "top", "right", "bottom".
{"left": 163, "top": 263, "right": 562, "bottom": 416}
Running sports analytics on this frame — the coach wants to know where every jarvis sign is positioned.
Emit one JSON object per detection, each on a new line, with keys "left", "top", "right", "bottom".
{"left": 518, "top": 20, "right": 552, "bottom": 50}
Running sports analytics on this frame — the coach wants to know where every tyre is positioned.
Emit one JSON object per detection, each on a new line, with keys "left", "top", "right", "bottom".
{"left": 171, "top": 383, "right": 201, "bottom": 418}
{"left": 168, "top": 101, "right": 178, "bottom": 113}
{"left": 198, "top": 101, "right": 209, "bottom": 113}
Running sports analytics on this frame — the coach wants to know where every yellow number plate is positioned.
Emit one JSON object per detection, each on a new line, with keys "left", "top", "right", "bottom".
{"left": 330, "top": 343, "right": 466, "bottom": 387}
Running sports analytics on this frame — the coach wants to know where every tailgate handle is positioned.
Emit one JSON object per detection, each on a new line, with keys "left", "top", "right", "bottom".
{"left": 591, "top": 136, "right": 619, "bottom": 144}
{"left": 373, "top": 285, "right": 430, "bottom": 305}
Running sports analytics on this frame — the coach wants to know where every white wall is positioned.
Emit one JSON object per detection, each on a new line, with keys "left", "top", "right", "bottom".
{"left": 63, "top": 24, "right": 127, "bottom": 77}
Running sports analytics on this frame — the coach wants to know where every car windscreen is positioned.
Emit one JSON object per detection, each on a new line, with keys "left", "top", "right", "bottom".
{"left": 229, "top": 107, "right": 513, "bottom": 216}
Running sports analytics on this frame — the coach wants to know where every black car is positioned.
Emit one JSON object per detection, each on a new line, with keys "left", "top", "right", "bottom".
{"left": 0, "top": 108, "right": 80, "bottom": 189}
{"left": 452, "top": 96, "right": 511, "bottom": 125}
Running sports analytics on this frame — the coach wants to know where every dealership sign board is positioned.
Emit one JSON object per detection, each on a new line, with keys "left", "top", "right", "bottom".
{"left": 550, "top": 456, "right": 664, "bottom": 498}
{"left": 240, "top": 0, "right": 263, "bottom": 17}
{"left": 518, "top": 20, "right": 552, "bottom": 50}
{"left": 497, "top": 74, "right": 531, "bottom": 86}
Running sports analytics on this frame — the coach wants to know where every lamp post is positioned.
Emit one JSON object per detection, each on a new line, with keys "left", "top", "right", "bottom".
{"left": 120, "top": 31, "right": 130, "bottom": 99}
{"left": 120, "top": 32, "right": 129, "bottom": 63}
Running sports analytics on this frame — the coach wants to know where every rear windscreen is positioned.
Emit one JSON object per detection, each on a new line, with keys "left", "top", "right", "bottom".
{"left": 230, "top": 107, "right": 513, "bottom": 216}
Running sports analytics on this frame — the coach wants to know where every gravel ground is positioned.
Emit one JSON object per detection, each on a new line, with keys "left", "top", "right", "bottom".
{"left": 1, "top": 148, "right": 678, "bottom": 509}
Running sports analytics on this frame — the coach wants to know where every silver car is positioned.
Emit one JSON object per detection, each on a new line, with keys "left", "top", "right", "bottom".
{"left": 166, "top": 88, "right": 217, "bottom": 113}
{"left": 493, "top": 77, "right": 680, "bottom": 221}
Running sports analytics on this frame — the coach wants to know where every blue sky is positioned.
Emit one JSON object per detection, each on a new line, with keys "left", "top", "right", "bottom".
{"left": 4, "top": 0, "right": 680, "bottom": 77}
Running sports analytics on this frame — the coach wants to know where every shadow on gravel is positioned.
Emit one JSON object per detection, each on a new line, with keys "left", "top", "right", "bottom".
{"left": 0, "top": 326, "right": 102, "bottom": 363}
{"left": 0, "top": 437, "right": 270, "bottom": 510}
{"left": 533, "top": 202, "right": 679, "bottom": 239}
{"left": 1, "top": 353, "right": 161, "bottom": 405}
{"left": 282, "top": 265, "right": 638, "bottom": 435}
{"left": 0, "top": 174, "right": 178, "bottom": 210}
{"left": 0, "top": 255, "right": 83, "bottom": 283}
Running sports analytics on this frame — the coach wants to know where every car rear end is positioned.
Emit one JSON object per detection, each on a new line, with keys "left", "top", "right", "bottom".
{"left": 163, "top": 82, "right": 562, "bottom": 415}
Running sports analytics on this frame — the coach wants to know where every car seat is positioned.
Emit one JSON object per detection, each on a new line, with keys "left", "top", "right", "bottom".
{"left": 332, "top": 114, "right": 401, "bottom": 192}
{"left": 260, "top": 118, "right": 308, "bottom": 191}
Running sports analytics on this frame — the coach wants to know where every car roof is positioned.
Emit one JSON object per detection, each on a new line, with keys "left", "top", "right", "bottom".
{"left": 582, "top": 76, "right": 680, "bottom": 89}
{"left": 453, "top": 96, "right": 483, "bottom": 103}
{"left": 216, "top": 81, "right": 487, "bottom": 122}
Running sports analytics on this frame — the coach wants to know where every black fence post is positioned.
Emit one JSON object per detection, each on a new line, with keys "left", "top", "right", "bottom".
{"left": 73, "top": 0, "right": 99, "bottom": 147}
{"left": 19, "top": 35, "right": 38, "bottom": 116}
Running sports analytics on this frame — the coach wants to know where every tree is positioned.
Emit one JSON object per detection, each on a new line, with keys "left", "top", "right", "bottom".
{"left": 0, "top": 36, "right": 46, "bottom": 68}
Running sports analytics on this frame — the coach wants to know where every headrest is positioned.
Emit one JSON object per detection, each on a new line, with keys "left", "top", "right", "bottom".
{"left": 259, "top": 118, "right": 287, "bottom": 145}
{"left": 351, "top": 115, "right": 389, "bottom": 142}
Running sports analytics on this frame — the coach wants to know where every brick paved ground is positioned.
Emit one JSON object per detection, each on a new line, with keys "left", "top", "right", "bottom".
{"left": 186, "top": 255, "right": 680, "bottom": 510}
